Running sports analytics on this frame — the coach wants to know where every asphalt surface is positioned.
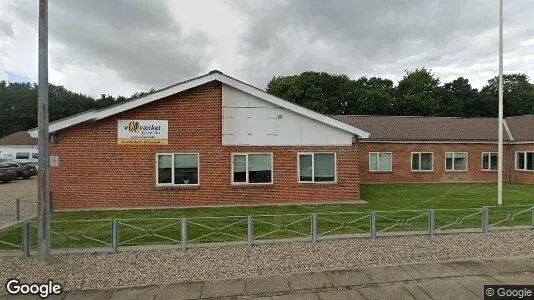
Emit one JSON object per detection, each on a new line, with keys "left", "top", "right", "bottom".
{"left": 0, "top": 178, "right": 36, "bottom": 228}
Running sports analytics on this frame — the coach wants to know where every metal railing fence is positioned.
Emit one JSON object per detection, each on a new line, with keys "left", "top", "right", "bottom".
{"left": 1, "top": 204, "right": 533, "bottom": 256}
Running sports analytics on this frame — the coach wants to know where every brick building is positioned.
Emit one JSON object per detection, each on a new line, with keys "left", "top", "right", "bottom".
{"left": 28, "top": 71, "right": 370, "bottom": 209}
{"left": 28, "top": 71, "right": 534, "bottom": 210}
{"left": 334, "top": 115, "right": 534, "bottom": 184}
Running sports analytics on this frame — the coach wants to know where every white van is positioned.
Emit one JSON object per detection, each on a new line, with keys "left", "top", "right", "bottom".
{"left": 0, "top": 148, "right": 38, "bottom": 164}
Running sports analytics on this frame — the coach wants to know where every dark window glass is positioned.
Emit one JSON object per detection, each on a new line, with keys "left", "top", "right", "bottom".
{"left": 299, "top": 154, "right": 313, "bottom": 182}
{"left": 314, "top": 153, "right": 335, "bottom": 182}
{"left": 517, "top": 153, "right": 525, "bottom": 170}
{"left": 420, "top": 153, "right": 433, "bottom": 170}
{"left": 157, "top": 155, "right": 172, "bottom": 184}
{"left": 412, "top": 153, "right": 420, "bottom": 170}
{"left": 248, "top": 154, "right": 272, "bottom": 183}
{"left": 527, "top": 152, "right": 534, "bottom": 171}
{"left": 233, "top": 155, "right": 247, "bottom": 183}
{"left": 16, "top": 152, "right": 29, "bottom": 159}
{"left": 489, "top": 153, "right": 498, "bottom": 170}
{"left": 174, "top": 154, "right": 198, "bottom": 184}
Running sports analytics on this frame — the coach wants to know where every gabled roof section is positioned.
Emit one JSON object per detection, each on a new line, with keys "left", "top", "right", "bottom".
{"left": 505, "top": 115, "right": 534, "bottom": 141}
{"left": 0, "top": 131, "right": 37, "bottom": 146}
{"left": 331, "top": 115, "right": 513, "bottom": 142}
{"left": 28, "top": 70, "right": 369, "bottom": 139}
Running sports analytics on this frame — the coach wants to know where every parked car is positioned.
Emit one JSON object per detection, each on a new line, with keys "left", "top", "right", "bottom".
{"left": 0, "top": 159, "right": 37, "bottom": 179}
{"left": 0, "top": 163, "right": 17, "bottom": 183}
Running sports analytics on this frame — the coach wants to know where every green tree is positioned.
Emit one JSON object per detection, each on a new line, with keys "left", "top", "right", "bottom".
{"left": 267, "top": 72, "right": 353, "bottom": 114}
{"left": 479, "top": 74, "right": 534, "bottom": 117}
{"left": 343, "top": 77, "right": 394, "bottom": 115}
{"left": 441, "top": 77, "right": 479, "bottom": 117}
{"left": 393, "top": 68, "right": 442, "bottom": 116}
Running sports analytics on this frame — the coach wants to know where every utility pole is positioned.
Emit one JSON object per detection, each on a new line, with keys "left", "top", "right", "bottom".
{"left": 38, "top": 0, "right": 51, "bottom": 261}
{"left": 497, "top": 0, "right": 504, "bottom": 206}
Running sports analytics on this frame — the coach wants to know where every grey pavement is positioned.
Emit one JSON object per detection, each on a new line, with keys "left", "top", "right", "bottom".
{"left": 2, "top": 255, "right": 534, "bottom": 299}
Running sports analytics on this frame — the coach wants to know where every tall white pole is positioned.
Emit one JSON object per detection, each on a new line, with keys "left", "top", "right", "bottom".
{"left": 497, "top": 0, "right": 504, "bottom": 206}
{"left": 38, "top": 0, "right": 51, "bottom": 261}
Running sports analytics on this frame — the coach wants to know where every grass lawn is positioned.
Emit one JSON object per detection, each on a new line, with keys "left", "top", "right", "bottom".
{"left": 1, "top": 182, "right": 534, "bottom": 250}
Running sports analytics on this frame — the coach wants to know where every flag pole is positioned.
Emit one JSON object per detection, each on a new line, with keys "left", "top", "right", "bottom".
{"left": 497, "top": 0, "right": 504, "bottom": 206}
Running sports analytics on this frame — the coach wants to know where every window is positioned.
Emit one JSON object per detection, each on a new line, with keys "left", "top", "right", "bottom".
{"left": 411, "top": 152, "right": 434, "bottom": 171}
{"left": 516, "top": 152, "right": 534, "bottom": 171}
{"left": 31, "top": 153, "right": 38, "bottom": 159}
{"left": 156, "top": 153, "right": 199, "bottom": 185}
{"left": 482, "top": 152, "right": 498, "bottom": 171}
{"left": 232, "top": 153, "right": 272, "bottom": 184}
{"left": 298, "top": 153, "right": 336, "bottom": 183}
{"left": 369, "top": 152, "right": 392, "bottom": 172}
{"left": 16, "top": 152, "right": 29, "bottom": 159}
{"left": 445, "top": 152, "right": 468, "bottom": 171}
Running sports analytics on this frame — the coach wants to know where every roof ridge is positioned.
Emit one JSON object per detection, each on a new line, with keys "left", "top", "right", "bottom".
{"left": 331, "top": 115, "right": 497, "bottom": 120}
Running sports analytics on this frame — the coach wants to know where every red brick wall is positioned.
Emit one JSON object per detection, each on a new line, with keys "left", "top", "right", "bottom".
{"left": 510, "top": 144, "right": 534, "bottom": 183}
{"left": 357, "top": 142, "right": 512, "bottom": 183}
{"left": 50, "top": 82, "right": 361, "bottom": 210}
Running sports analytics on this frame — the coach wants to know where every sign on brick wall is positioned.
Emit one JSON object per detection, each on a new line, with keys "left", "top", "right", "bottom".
{"left": 117, "top": 120, "right": 168, "bottom": 145}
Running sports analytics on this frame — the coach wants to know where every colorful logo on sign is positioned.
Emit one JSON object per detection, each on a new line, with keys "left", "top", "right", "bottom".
{"left": 126, "top": 121, "right": 141, "bottom": 133}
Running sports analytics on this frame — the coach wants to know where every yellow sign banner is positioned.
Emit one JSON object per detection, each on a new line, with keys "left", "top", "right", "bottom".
{"left": 117, "top": 139, "right": 168, "bottom": 145}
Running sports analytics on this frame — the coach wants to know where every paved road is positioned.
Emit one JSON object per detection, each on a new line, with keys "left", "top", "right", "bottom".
{"left": 0, "top": 178, "right": 37, "bottom": 228}
{"left": 4, "top": 255, "right": 532, "bottom": 299}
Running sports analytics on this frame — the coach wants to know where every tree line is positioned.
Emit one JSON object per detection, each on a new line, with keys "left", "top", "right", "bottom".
{"left": 0, "top": 81, "right": 153, "bottom": 138}
{"left": 1, "top": 68, "right": 533, "bottom": 138}
{"left": 267, "top": 68, "right": 534, "bottom": 118}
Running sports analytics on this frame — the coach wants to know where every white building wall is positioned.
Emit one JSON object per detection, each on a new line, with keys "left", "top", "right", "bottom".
{"left": 222, "top": 85, "right": 354, "bottom": 146}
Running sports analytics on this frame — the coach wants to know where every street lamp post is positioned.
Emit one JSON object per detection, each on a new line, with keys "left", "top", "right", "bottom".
{"left": 37, "top": 0, "right": 51, "bottom": 261}
{"left": 497, "top": 0, "right": 504, "bottom": 206}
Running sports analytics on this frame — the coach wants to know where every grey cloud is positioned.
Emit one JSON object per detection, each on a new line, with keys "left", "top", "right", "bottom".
{"left": 0, "top": 19, "right": 14, "bottom": 38}
{"left": 231, "top": 0, "right": 534, "bottom": 89}
{"left": 13, "top": 0, "right": 212, "bottom": 92}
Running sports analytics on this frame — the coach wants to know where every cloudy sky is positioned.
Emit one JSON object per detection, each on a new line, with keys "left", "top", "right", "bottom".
{"left": 1, "top": 0, "right": 533, "bottom": 98}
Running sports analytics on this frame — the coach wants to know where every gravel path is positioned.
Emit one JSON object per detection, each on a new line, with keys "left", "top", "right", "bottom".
{"left": 1, "top": 230, "right": 534, "bottom": 293}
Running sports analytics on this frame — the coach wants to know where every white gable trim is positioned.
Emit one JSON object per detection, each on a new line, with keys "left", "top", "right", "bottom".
{"left": 502, "top": 119, "right": 515, "bottom": 141}
{"left": 28, "top": 71, "right": 370, "bottom": 138}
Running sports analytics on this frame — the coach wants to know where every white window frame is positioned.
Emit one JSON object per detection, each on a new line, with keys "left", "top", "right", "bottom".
{"left": 445, "top": 152, "right": 468, "bottom": 172}
{"left": 369, "top": 152, "right": 393, "bottom": 172}
{"left": 231, "top": 153, "right": 274, "bottom": 185}
{"left": 297, "top": 152, "right": 337, "bottom": 183}
{"left": 411, "top": 152, "right": 434, "bottom": 172}
{"left": 481, "top": 152, "right": 498, "bottom": 171}
{"left": 155, "top": 153, "right": 200, "bottom": 186}
{"left": 516, "top": 151, "right": 534, "bottom": 171}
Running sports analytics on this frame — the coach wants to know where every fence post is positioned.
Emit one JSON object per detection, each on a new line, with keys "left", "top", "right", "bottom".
{"left": 370, "top": 212, "right": 377, "bottom": 239}
{"left": 428, "top": 209, "right": 435, "bottom": 237}
{"left": 482, "top": 207, "right": 490, "bottom": 233}
{"left": 247, "top": 215, "right": 253, "bottom": 247}
{"left": 15, "top": 199, "right": 20, "bottom": 222}
{"left": 311, "top": 213, "right": 318, "bottom": 243}
{"left": 181, "top": 218, "right": 188, "bottom": 250}
{"left": 112, "top": 220, "right": 119, "bottom": 252}
{"left": 22, "top": 221, "right": 30, "bottom": 257}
